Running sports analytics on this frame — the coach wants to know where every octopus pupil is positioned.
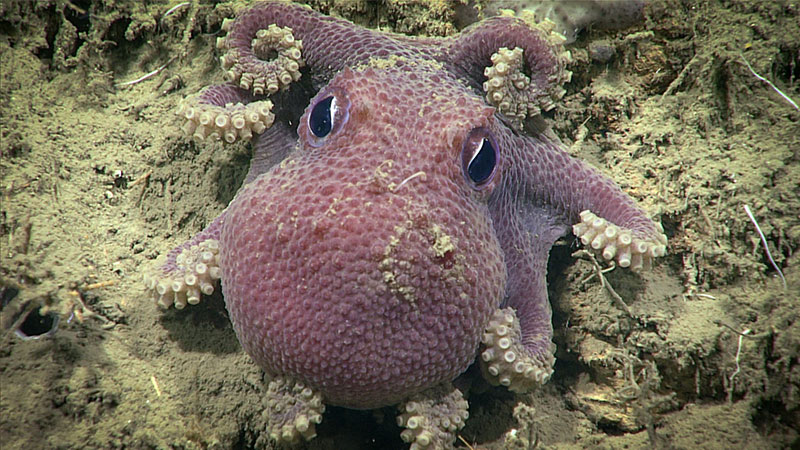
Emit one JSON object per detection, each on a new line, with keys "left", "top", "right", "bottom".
{"left": 309, "top": 96, "right": 335, "bottom": 138}
{"left": 468, "top": 138, "right": 496, "bottom": 185}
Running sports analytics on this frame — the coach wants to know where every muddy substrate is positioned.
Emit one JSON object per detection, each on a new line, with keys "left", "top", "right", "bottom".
{"left": 1, "top": 0, "right": 798, "bottom": 448}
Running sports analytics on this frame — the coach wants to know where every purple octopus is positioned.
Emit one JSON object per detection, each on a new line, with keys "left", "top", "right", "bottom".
{"left": 144, "top": 2, "right": 666, "bottom": 447}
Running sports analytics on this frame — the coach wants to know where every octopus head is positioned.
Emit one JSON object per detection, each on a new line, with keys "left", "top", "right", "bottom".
{"left": 219, "top": 64, "right": 508, "bottom": 409}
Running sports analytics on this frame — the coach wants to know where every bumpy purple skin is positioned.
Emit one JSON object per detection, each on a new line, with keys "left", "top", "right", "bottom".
{"left": 165, "top": 2, "right": 660, "bottom": 409}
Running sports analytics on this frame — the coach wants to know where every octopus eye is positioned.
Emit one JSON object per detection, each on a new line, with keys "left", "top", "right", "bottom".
{"left": 303, "top": 88, "right": 351, "bottom": 148}
{"left": 461, "top": 127, "right": 498, "bottom": 189}
{"left": 308, "top": 96, "right": 336, "bottom": 138}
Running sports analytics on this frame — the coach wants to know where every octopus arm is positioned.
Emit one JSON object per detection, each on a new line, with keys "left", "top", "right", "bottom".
{"left": 442, "top": 15, "right": 571, "bottom": 114}
{"left": 246, "top": 121, "right": 297, "bottom": 184}
{"left": 222, "top": 2, "right": 418, "bottom": 84}
{"left": 143, "top": 122, "right": 296, "bottom": 309}
{"left": 142, "top": 215, "right": 224, "bottom": 309}
{"left": 511, "top": 135, "right": 668, "bottom": 271}
{"left": 481, "top": 200, "right": 566, "bottom": 392}
{"left": 480, "top": 131, "right": 666, "bottom": 393}
{"left": 177, "top": 84, "right": 275, "bottom": 144}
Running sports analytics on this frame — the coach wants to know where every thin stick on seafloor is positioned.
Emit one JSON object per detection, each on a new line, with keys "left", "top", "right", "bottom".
{"left": 162, "top": 2, "right": 190, "bottom": 19}
{"left": 115, "top": 57, "right": 177, "bottom": 88}
{"left": 740, "top": 54, "right": 799, "bottom": 111}
{"left": 743, "top": 205, "right": 787, "bottom": 290}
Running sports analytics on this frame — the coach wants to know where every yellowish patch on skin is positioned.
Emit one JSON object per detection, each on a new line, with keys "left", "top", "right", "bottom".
{"left": 278, "top": 158, "right": 301, "bottom": 191}
{"left": 357, "top": 159, "right": 398, "bottom": 193}
{"left": 373, "top": 160, "right": 394, "bottom": 189}
{"left": 324, "top": 196, "right": 343, "bottom": 216}
{"left": 379, "top": 224, "right": 417, "bottom": 306}
{"left": 385, "top": 233, "right": 401, "bottom": 256}
{"left": 382, "top": 270, "right": 395, "bottom": 284}
{"left": 360, "top": 55, "right": 444, "bottom": 72}
{"left": 275, "top": 222, "right": 284, "bottom": 239}
{"left": 279, "top": 157, "right": 296, "bottom": 169}
{"left": 429, "top": 224, "right": 455, "bottom": 258}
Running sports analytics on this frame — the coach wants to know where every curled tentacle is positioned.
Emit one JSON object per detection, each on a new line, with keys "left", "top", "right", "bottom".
{"left": 218, "top": 22, "right": 304, "bottom": 95}
{"left": 483, "top": 200, "right": 563, "bottom": 394}
{"left": 145, "top": 123, "right": 297, "bottom": 310}
{"left": 215, "top": 1, "right": 426, "bottom": 88}
{"left": 480, "top": 308, "right": 555, "bottom": 392}
{"left": 444, "top": 15, "right": 572, "bottom": 125}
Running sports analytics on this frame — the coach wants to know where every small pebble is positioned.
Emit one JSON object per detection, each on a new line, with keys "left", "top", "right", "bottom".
{"left": 589, "top": 41, "right": 616, "bottom": 63}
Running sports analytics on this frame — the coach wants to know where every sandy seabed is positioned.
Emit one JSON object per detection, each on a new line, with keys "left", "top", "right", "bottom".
{"left": 1, "top": 0, "right": 798, "bottom": 449}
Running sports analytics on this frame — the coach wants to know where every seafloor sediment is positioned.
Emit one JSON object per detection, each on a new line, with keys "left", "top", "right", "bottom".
{"left": 1, "top": 0, "right": 798, "bottom": 448}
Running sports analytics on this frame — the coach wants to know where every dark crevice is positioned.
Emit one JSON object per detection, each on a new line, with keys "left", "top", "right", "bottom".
{"left": 773, "top": 44, "right": 800, "bottom": 86}
{"left": 34, "top": 5, "right": 59, "bottom": 61}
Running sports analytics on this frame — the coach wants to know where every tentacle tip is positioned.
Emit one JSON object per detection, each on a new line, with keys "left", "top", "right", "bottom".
{"left": 178, "top": 93, "right": 274, "bottom": 144}
{"left": 266, "top": 377, "right": 326, "bottom": 444}
{"left": 480, "top": 308, "right": 555, "bottom": 393}
{"left": 143, "top": 239, "right": 222, "bottom": 309}
{"left": 397, "top": 385, "right": 468, "bottom": 450}
{"left": 574, "top": 209, "right": 669, "bottom": 270}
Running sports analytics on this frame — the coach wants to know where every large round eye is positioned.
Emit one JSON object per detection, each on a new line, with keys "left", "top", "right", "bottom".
{"left": 303, "top": 88, "right": 351, "bottom": 147}
{"left": 461, "top": 127, "right": 498, "bottom": 189}
{"left": 308, "top": 96, "right": 335, "bottom": 138}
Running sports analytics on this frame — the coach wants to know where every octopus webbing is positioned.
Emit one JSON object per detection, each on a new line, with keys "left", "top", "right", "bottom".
{"left": 143, "top": 2, "right": 667, "bottom": 447}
